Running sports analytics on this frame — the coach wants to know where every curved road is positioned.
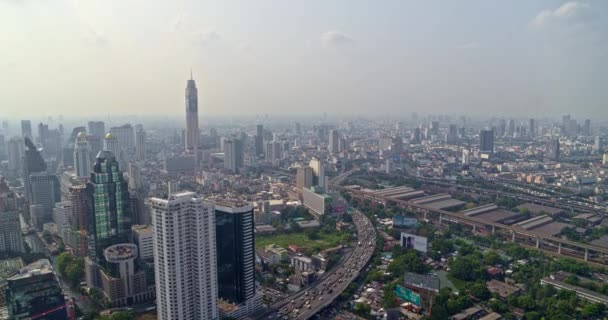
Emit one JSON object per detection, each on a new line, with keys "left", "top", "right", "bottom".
{"left": 256, "top": 210, "right": 376, "bottom": 320}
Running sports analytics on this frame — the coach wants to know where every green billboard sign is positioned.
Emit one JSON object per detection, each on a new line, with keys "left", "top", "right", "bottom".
{"left": 395, "top": 285, "right": 421, "bottom": 306}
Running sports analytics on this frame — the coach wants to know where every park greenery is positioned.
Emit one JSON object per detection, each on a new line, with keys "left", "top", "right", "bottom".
{"left": 55, "top": 252, "right": 85, "bottom": 287}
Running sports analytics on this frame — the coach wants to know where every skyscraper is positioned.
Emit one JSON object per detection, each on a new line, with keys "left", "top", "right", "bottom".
{"left": 308, "top": 157, "right": 325, "bottom": 190}
{"left": 594, "top": 136, "right": 603, "bottom": 153}
{"left": 185, "top": 74, "right": 199, "bottom": 151}
{"left": 103, "top": 133, "right": 121, "bottom": 163}
{"left": 20, "top": 120, "right": 32, "bottom": 139}
{"left": 0, "top": 177, "right": 25, "bottom": 253}
{"left": 0, "top": 134, "right": 6, "bottom": 161}
{"left": 255, "top": 124, "right": 264, "bottom": 157}
{"left": 88, "top": 121, "right": 106, "bottom": 138}
{"left": 29, "top": 172, "right": 60, "bottom": 231}
{"left": 86, "top": 151, "right": 131, "bottom": 265}
{"left": 7, "top": 137, "right": 24, "bottom": 173}
{"left": 529, "top": 118, "right": 536, "bottom": 138}
{"left": 546, "top": 138, "right": 560, "bottom": 161}
{"left": 135, "top": 127, "right": 146, "bottom": 161}
{"left": 329, "top": 129, "right": 340, "bottom": 154}
{"left": 67, "top": 185, "right": 89, "bottom": 257}
{"left": 479, "top": 129, "right": 494, "bottom": 154}
{"left": 265, "top": 141, "right": 281, "bottom": 164}
{"left": 224, "top": 138, "right": 244, "bottom": 173}
{"left": 74, "top": 132, "right": 91, "bottom": 178}
{"left": 215, "top": 202, "right": 256, "bottom": 306}
{"left": 149, "top": 192, "right": 218, "bottom": 320}
{"left": 109, "top": 124, "right": 135, "bottom": 154}
{"left": 296, "top": 166, "right": 313, "bottom": 189}
{"left": 23, "top": 137, "right": 47, "bottom": 201}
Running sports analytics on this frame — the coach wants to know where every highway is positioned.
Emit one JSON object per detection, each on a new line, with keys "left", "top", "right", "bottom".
{"left": 256, "top": 210, "right": 376, "bottom": 320}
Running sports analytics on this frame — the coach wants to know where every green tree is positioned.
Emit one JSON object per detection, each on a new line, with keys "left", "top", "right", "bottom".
{"left": 56, "top": 252, "right": 73, "bottom": 275}
{"left": 354, "top": 303, "right": 371, "bottom": 317}
{"left": 449, "top": 256, "right": 483, "bottom": 282}
{"left": 483, "top": 250, "right": 502, "bottom": 266}
{"left": 581, "top": 302, "right": 605, "bottom": 318}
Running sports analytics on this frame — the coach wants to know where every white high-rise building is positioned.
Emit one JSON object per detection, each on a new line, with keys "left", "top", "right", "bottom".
{"left": 74, "top": 132, "right": 91, "bottom": 178}
{"left": 103, "top": 133, "right": 121, "bottom": 161}
{"left": 149, "top": 192, "right": 218, "bottom": 320}
{"left": 135, "top": 128, "right": 146, "bottom": 161}
{"left": 224, "top": 139, "right": 243, "bottom": 173}
{"left": 7, "top": 137, "right": 23, "bottom": 172}
{"left": 109, "top": 124, "right": 135, "bottom": 154}
{"left": 309, "top": 157, "right": 325, "bottom": 189}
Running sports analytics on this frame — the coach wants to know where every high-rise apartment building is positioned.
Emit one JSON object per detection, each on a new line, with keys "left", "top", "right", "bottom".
{"left": 529, "top": 119, "right": 536, "bottom": 138}
{"left": 296, "top": 166, "right": 313, "bottom": 189}
{"left": 67, "top": 185, "right": 89, "bottom": 257}
{"left": 29, "top": 172, "right": 60, "bottom": 231}
{"left": 135, "top": 128, "right": 146, "bottom": 161}
{"left": 308, "top": 157, "right": 325, "bottom": 189}
{"left": 74, "top": 132, "right": 91, "bottom": 178}
{"left": 185, "top": 74, "right": 199, "bottom": 152}
{"left": 546, "top": 139, "right": 560, "bottom": 162}
{"left": 265, "top": 141, "right": 281, "bottom": 164}
{"left": 149, "top": 192, "right": 218, "bottom": 320}
{"left": 224, "top": 138, "right": 244, "bottom": 173}
{"left": 22, "top": 137, "right": 48, "bottom": 202}
{"left": 479, "top": 129, "right": 494, "bottom": 154}
{"left": 594, "top": 136, "right": 603, "bottom": 153}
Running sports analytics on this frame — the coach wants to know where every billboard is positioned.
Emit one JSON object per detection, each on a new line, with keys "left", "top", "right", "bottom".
{"left": 395, "top": 285, "right": 421, "bottom": 306}
{"left": 400, "top": 232, "right": 428, "bottom": 253}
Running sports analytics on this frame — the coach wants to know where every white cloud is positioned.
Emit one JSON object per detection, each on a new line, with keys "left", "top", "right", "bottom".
{"left": 87, "top": 27, "right": 108, "bottom": 46}
{"left": 320, "top": 30, "right": 354, "bottom": 46}
{"left": 531, "top": 1, "right": 591, "bottom": 28}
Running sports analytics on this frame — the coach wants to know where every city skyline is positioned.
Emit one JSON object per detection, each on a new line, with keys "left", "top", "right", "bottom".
{"left": 1, "top": 1, "right": 607, "bottom": 118}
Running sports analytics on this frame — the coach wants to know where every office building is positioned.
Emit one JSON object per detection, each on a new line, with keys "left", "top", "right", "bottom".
{"left": 7, "top": 137, "right": 23, "bottom": 173}
{"left": 224, "top": 138, "right": 244, "bottom": 173}
{"left": 583, "top": 119, "right": 591, "bottom": 136}
{"left": 412, "top": 128, "right": 421, "bottom": 144}
{"left": 0, "top": 134, "right": 5, "bottom": 161}
{"left": 185, "top": 74, "right": 199, "bottom": 152}
{"left": 308, "top": 157, "right": 325, "bottom": 189}
{"left": 479, "top": 129, "right": 494, "bottom": 154}
{"left": 109, "top": 124, "right": 135, "bottom": 154}
{"left": 0, "top": 178, "right": 25, "bottom": 253}
{"left": 603, "top": 153, "right": 608, "bottom": 166}
{"left": 85, "top": 150, "right": 131, "bottom": 286}
{"left": 329, "top": 129, "right": 340, "bottom": 154}
{"left": 135, "top": 128, "right": 146, "bottom": 161}
{"left": 29, "top": 172, "right": 60, "bottom": 231}
{"left": 99, "top": 243, "right": 155, "bottom": 307}
{"left": 215, "top": 201, "right": 261, "bottom": 318}
{"left": 6, "top": 259, "right": 67, "bottom": 320}
{"left": 52, "top": 201, "right": 71, "bottom": 240}
{"left": 128, "top": 162, "right": 141, "bottom": 191}
{"left": 296, "top": 166, "right": 314, "bottom": 189}
{"left": 20, "top": 120, "right": 32, "bottom": 139}
{"left": 255, "top": 124, "right": 264, "bottom": 156}
{"left": 88, "top": 121, "right": 106, "bottom": 138}
{"left": 87, "top": 134, "right": 103, "bottom": 162}
{"left": 149, "top": 192, "right": 218, "bottom": 320}
{"left": 163, "top": 154, "right": 197, "bottom": 174}
{"left": 103, "top": 133, "right": 121, "bottom": 162}
{"left": 23, "top": 137, "right": 47, "bottom": 201}
{"left": 74, "top": 132, "right": 91, "bottom": 178}
{"left": 265, "top": 141, "right": 281, "bottom": 164}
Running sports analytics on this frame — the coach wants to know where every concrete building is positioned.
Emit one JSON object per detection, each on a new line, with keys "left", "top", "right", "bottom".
{"left": 329, "top": 129, "right": 340, "bottom": 154}
{"left": 308, "top": 157, "right": 325, "bottom": 190}
{"left": 20, "top": 120, "right": 32, "bottom": 139}
{"left": 224, "top": 138, "right": 244, "bottom": 173}
{"left": 74, "top": 132, "right": 91, "bottom": 178}
{"left": 255, "top": 124, "right": 264, "bottom": 157}
{"left": 135, "top": 128, "right": 146, "bottom": 161}
{"left": 100, "top": 243, "right": 155, "bottom": 307}
{"left": 7, "top": 137, "right": 23, "bottom": 173}
{"left": 103, "top": 133, "right": 121, "bottom": 163}
{"left": 149, "top": 192, "right": 218, "bottom": 320}
{"left": 302, "top": 187, "right": 331, "bottom": 216}
{"left": 0, "top": 178, "right": 24, "bottom": 253}
{"left": 29, "top": 172, "right": 60, "bottom": 231}
{"left": 480, "top": 129, "right": 494, "bottom": 154}
{"left": 132, "top": 225, "right": 154, "bottom": 260}
{"left": 109, "top": 124, "right": 135, "bottom": 155}
{"left": 296, "top": 166, "right": 313, "bottom": 189}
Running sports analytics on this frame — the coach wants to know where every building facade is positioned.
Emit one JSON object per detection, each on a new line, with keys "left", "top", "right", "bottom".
{"left": 185, "top": 75, "right": 199, "bottom": 152}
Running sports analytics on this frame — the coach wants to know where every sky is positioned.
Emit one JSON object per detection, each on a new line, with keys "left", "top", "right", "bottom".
{"left": 0, "top": 0, "right": 607, "bottom": 118}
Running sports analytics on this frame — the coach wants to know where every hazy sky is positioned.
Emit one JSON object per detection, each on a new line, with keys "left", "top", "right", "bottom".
{"left": 1, "top": 0, "right": 607, "bottom": 118}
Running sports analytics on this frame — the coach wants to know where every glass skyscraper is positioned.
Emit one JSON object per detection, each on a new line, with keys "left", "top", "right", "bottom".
{"left": 86, "top": 150, "right": 131, "bottom": 263}
{"left": 215, "top": 203, "right": 255, "bottom": 304}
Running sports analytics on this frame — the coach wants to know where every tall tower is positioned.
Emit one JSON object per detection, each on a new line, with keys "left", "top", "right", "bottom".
{"left": 103, "top": 133, "right": 121, "bottom": 163}
{"left": 480, "top": 129, "right": 495, "bottom": 154}
{"left": 149, "top": 192, "right": 218, "bottom": 320}
{"left": 135, "top": 128, "right": 146, "bottom": 161}
{"left": 185, "top": 73, "right": 199, "bottom": 152}
{"left": 74, "top": 132, "right": 91, "bottom": 178}
{"left": 215, "top": 202, "right": 255, "bottom": 304}
{"left": 86, "top": 151, "right": 131, "bottom": 264}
